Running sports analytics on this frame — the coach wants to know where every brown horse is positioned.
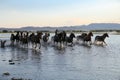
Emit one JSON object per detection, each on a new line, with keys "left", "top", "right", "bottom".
{"left": 83, "top": 32, "right": 93, "bottom": 45}
{"left": 21, "top": 32, "right": 29, "bottom": 48}
{"left": 77, "top": 33, "right": 87, "bottom": 41}
{"left": 94, "top": 33, "right": 109, "bottom": 45}
{"left": 32, "top": 32, "right": 43, "bottom": 49}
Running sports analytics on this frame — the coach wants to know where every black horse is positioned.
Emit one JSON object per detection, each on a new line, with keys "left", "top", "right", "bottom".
{"left": 43, "top": 33, "right": 50, "bottom": 42}
{"left": 83, "top": 32, "right": 93, "bottom": 45}
{"left": 10, "top": 33, "right": 15, "bottom": 46}
{"left": 14, "top": 31, "right": 20, "bottom": 43}
{"left": 65, "top": 32, "right": 75, "bottom": 45}
{"left": 94, "top": 33, "right": 109, "bottom": 45}
{"left": 51, "top": 30, "right": 66, "bottom": 46}
{"left": 53, "top": 32, "right": 64, "bottom": 45}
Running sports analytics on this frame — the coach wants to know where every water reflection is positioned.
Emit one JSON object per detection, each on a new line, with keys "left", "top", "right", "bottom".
{"left": 53, "top": 46, "right": 66, "bottom": 55}
{"left": 10, "top": 47, "right": 29, "bottom": 61}
{"left": 31, "top": 49, "right": 41, "bottom": 62}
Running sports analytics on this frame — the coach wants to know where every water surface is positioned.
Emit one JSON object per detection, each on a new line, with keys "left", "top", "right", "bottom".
{"left": 0, "top": 33, "right": 120, "bottom": 80}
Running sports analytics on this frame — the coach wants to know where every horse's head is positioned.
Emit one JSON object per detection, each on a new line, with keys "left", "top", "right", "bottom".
{"left": 26, "top": 32, "right": 29, "bottom": 36}
{"left": 37, "top": 32, "right": 43, "bottom": 39}
{"left": 37, "top": 32, "right": 43, "bottom": 35}
{"left": 16, "top": 31, "right": 19, "bottom": 34}
{"left": 88, "top": 32, "right": 93, "bottom": 36}
{"left": 45, "top": 33, "right": 50, "bottom": 37}
{"left": 104, "top": 33, "right": 109, "bottom": 37}
{"left": 70, "top": 33, "right": 75, "bottom": 38}
{"left": 55, "top": 29, "right": 58, "bottom": 35}
{"left": 47, "top": 33, "right": 50, "bottom": 37}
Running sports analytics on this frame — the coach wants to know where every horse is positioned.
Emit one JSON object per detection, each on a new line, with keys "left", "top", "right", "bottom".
{"left": 43, "top": 32, "right": 50, "bottom": 42}
{"left": 77, "top": 33, "right": 87, "bottom": 41}
{"left": 53, "top": 32, "right": 64, "bottom": 45}
{"left": 94, "top": 33, "right": 109, "bottom": 45}
{"left": 10, "top": 33, "right": 15, "bottom": 46}
{"left": 14, "top": 31, "right": 20, "bottom": 43}
{"left": 31, "top": 32, "right": 43, "bottom": 49}
{"left": 65, "top": 32, "right": 75, "bottom": 45}
{"left": 0, "top": 40, "right": 6, "bottom": 48}
{"left": 21, "top": 32, "right": 29, "bottom": 48}
{"left": 62, "top": 31, "right": 67, "bottom": 44}
{"left": 51, "top": 30, "right": 66, "bottom": 47}
{"left": 83, "top": 32, "right": 93, "bottom": 45}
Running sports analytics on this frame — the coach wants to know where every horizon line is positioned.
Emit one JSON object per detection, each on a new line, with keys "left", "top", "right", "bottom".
{"left": 0, "top": 22, "right": 120, "bottom": 29}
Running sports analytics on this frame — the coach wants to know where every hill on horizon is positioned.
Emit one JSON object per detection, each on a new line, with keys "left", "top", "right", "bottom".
{"left": 0, "top": 23, "right": 120, "bottom": 31}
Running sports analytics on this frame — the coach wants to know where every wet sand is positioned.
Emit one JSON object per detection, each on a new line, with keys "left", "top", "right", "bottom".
{"left": 0, "top": 34, "right": 120, "bottom": 80}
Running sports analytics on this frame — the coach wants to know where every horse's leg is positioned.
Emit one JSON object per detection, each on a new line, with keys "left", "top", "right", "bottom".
{"left": 32, "top": 43, "right": 34, "bottom": 49}
{"left": 39, "top": 43, "right": 41, "bottom": 49}
{"left": 103, "top": 41, "right": 107, "bottom": 45}
{"left": 1, "top": 40, "right": 6, "bottom": 48}
{"left": 32, "top": 42, "right": 35, "bottom": 49}
{"left": 71, "top": 42, "right": 73, "bottom": 46}
{"left": 26, "top": 43, "right": 28, "bottom": 48}
{"left": 25, "top": 43, "right": 28, "bottom": 48}
{"left": 89, "top": 41, "right": 92, "bottom": 45}
{"left": 94, "top": 40, "right": 96, "bottom": 44}
{"left": 60, "top": 41, "right": 63, "bottom": 48}
{"left": 11, "top": 40, "right": 14, "bottom": 46}
{"left": 65, "top": 41, "right": 67, "bottom": 46}
{"left": 34, "top": 43, "right": 37, "bottom": 49}
{"left": 59, "top": 42, "right": 62, "bottom": 47}
{"left": 53, "top": 40, "right": 55, "bottom": 45}
{"left": 63, "top": 41, "right": 65, "bottom": 47}
{"left": 31, "top": 42, "right": 33, "bottom": 48}
{"left": 83, "top": 40, "right": 85, "bottom": 44}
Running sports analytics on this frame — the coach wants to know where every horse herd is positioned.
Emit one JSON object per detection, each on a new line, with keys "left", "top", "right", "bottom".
{"left": 0, "top": 30, "right": 109, "bottom": 49}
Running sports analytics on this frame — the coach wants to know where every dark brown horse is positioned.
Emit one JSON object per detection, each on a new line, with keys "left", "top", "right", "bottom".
{"left": 77, "top": 33, "right": 87, "bottom": 41}
{"left": 14, "top": 31, "right": 20, "bottom": 43}
{"left": 83, "top": 32, "right": 93, "bottom": 45}
{"left": 32, "top": 32, "right": 43, "bottom": 49}
{"left": 94, "top": 33, "right": 109, "bottom": 45}
{"left": 21, "top": 32, "right": 29, "bottom": 48}
{"left": 51, "top": 30, "right": 66, "bottom": 47}
{"left": 43, "top": 32, "right": 50, "bottom": 42}
{"left": 10, "top": 33, "right": 15, "bottom": 46}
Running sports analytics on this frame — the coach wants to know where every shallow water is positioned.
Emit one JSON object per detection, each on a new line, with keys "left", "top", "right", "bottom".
{"left": 0, "top": 33, "right": 120, "bottom": 80}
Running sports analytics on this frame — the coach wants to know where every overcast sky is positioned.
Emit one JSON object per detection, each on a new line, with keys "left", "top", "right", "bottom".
{"left": 0, "top": 0, "right": 120, "bottom": 28}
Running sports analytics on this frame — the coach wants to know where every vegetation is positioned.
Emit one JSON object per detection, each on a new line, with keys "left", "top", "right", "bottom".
{"left": 1, "top": 29, "right": 120, "bottom": 33}
{"left": 91, "top": 30, "right": 120, "bottom": 32}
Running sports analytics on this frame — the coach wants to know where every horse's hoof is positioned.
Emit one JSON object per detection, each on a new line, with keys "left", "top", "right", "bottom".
{"left": 9, "top": 62, "right": 15, "bottom": 65}
{"left": 3, "top": 72, "right": 10, "bottom": 76}
{"left": 9, "top": 60, "right": 13, "bottom": 62}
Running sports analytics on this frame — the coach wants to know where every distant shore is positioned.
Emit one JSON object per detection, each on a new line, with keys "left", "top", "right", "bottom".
{"left": 0, "top": 30, "right": 120, "bottom": 35}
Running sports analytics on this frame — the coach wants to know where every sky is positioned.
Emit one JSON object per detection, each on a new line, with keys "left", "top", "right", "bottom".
{"left": 0, "top": 0, "right": 120, "bottom": 28}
